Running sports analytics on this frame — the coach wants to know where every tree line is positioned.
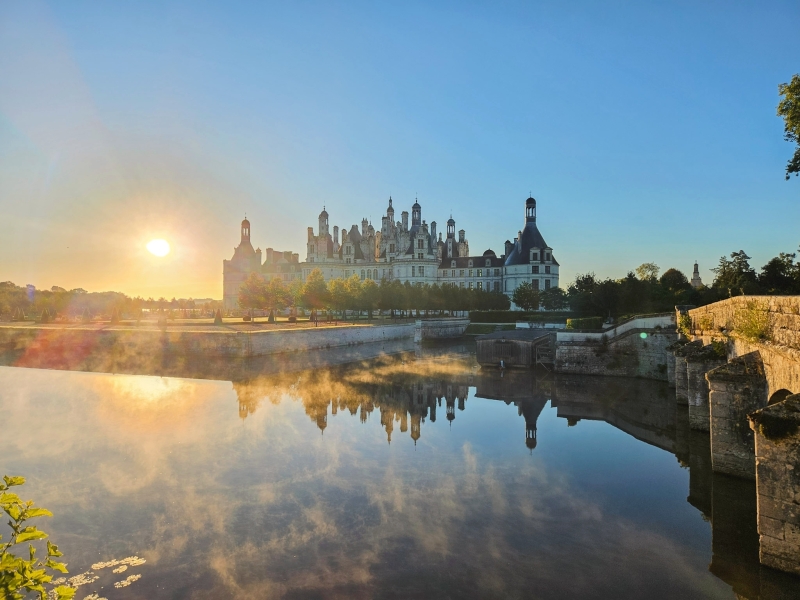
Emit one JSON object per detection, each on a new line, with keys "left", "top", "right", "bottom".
{"left": 556, "top": 247, "right": 800, "bottom": 319}
{"left": 0, "top": 281, "right": 221, "bottom": 320}
{"left": 238, "top": 269, "right": 511, "bottom": 317}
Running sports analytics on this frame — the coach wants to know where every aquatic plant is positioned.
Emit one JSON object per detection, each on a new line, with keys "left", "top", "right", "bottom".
{"left": 0, "top": 475, "right": 75, "bottom": 600}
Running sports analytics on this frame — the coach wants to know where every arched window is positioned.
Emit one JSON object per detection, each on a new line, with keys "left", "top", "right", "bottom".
{"left": 361, "top": 270, "right": 365, "bottom": 280}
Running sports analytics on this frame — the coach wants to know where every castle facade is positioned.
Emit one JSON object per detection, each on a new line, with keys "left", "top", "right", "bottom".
{"left": 223, "top": 195, "right": 559, "bottom": 310}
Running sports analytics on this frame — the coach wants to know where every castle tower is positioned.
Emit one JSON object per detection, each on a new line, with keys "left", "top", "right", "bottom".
{"left": 691, "top": 262, "right": 703, "bottom": 289}
{"left": 241, "top": 217, "right": 251, "bottom": 242}
{"left": 318, "top": 207, "right": 329, "bottom": 237}
{"left": 411, "top": 200, "right": 421, "bottom": 228}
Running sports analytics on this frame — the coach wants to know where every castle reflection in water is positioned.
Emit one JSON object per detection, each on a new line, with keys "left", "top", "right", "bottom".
{"left": 230, "top": 344, "right": 676, "bottom": 456}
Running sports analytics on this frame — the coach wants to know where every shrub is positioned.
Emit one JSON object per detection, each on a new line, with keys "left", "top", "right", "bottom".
{"left": 734, "top": 300, "right": 771, "bottom": 343}
{"left": 0, "top": 475, "right": 76, "bottom": 599}
{"left": 565, "top": 317, "right": 604, "bottom": 330}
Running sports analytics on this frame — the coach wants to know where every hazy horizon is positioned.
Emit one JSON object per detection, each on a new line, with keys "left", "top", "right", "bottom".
{"left": 2, "top": 1, "right": 798, "bottom": 299}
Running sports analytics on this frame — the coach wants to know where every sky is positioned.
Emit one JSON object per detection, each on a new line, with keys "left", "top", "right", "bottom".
{"left": 0, "top": 0, "right": 798, "bottom": 299}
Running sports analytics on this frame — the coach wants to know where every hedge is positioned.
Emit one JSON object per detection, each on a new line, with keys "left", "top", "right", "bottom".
{"left": 469, "top": 310, "right": 573, "bottom": 323}
{"left": 565, "top": 316, "right": 604, "bottom": 330}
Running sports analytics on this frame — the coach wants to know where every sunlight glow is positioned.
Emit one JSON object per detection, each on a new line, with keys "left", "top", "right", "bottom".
{"left": 146, "top": 239, "right": 170, "bottom": 257}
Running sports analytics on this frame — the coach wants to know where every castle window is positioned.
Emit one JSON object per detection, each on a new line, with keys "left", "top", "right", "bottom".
{"left": 546, "top": 252, "right": 551, "bottom": 262}
{"left": 460, "top": 270, "right": 464, "bottom": 277}
{"left": 494, "top": 268, "right": 500, "bottom": 276}
{"left": 545, "top": 266, "right": 551, "bottom": 274}
{"left": 419, "top": 266, "right": 424, "bottom": 277}
{"left": 361, "top": 270, "right": 365, "bottom": 280}
{"left": 477, "top": 281, "right": 482, "bottom": 290}
{"left": 389, "top": 243, "right": 395, "bottom": 253}
{"left": 469, "top": 270, "right": 473, "bottom": 277}
{"left": 469, "top": 282, "right": 473, "bottom": 289}
{"left": 417, "top": 239, "right": 424, "bottom": 249}
{"left": 545, "top": 279, "right": 551, "bottom": 289}
{"left": 468, "top": 260, "right": 473, "bottom": 267}
{"left": 531, "top": 252, "right": 539, "bottom": 261}
{"left": 443, "top": 270, "right": 447, "bottom": 277}
{"left": 486, "top": 259, "right": 491, "bottom": 267}
{"left": 451, "top": 260, "right": 456, "bottom": 267}
{"left": 412, "top": 266, "right": 416, "bottom": 277}
{"left": 309, "top": 257, "right": 314, "bottom": 263}
{"left": 345, "top": 270, "right": 350, "bottom": 277}
{"left": 418, "top": 253, "right": 423, "bottom": 260}
{"left": 532, "top": 266, "right": 539, "bottom": 274}
{"left": 460, "top": 282, "right": 464, "bottom": 288}
{"left": 451, "top": 269, "right": 455, "bottom": 277}
{"left": 477, "top": 269, "right": 482, "bottom": 277}
{"left": 494, "top": 281, "right": 500, "bottom": 292}
{"left": 532, "top": 280, "right": 539, "bottom": 290}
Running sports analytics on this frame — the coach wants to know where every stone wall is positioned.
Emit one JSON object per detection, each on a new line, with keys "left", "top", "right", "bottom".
{"left": 555, "top": 328, "right": 676, "bottom": 381}
{"left": 687, "top": 296, "right": 800, "bottom": 350}
{"left": 414, "top": 318, "right": 469, "bottom": 342}
{"left": 748, "top": 394, "right": 800, "bottom": 577}
{"left": 0, "top": 323, "right": 416, "bottom": 359}
{"left": 706, "top": 352, "right": 769, "bottom": 480}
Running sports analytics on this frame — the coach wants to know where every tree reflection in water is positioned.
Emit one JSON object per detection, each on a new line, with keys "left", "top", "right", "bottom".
{"left": 2, "top": 340, "right": 800, "bottom": 598}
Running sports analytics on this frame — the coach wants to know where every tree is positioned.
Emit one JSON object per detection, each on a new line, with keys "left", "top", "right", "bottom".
{"left": 539, "top": 286, "right": 568, "bottom": 310}
{"left": 265, "top": 277, "right": 290, "bottom": 312}
{"left": 712, "top": 250, "right": 759, "bottom": 295}
{"left": 360, "top": 279, "right": 379, "bottom": 318}
{"left": 659, "top": 268, "right": 690, "bottom": 291}
{"left": 778, "top": 74, "right": 800, "bottom": 179}
{"left": 300, "top": 268, "right": 329, "bottom": 310}
{"left": 511, "top": 282, "right": 539, "bottom": 311}
{"left": 635, "top": 263, "right": 660, "bottom": 281}
{"left": 759, "top": 252, "right": 799, "bottom": 294}
{"left": 238, "top": 273, "right": 267, "bottom": 311}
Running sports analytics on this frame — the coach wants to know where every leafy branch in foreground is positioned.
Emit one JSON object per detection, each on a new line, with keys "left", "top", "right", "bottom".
{"left": 1, "top": 476, "right": 75, "bottom": 600}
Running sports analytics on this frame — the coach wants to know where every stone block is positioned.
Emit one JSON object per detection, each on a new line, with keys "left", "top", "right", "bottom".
{"left": 749, "top": 394, "right": 800, "bottom": 577}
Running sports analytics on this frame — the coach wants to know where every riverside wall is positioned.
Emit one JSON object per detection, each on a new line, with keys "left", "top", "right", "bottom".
{"left": 0, "top": 323, "right": 416, "bottom": 359}
{"left": 555, "top": 330, "right": 675, "bottom": 381}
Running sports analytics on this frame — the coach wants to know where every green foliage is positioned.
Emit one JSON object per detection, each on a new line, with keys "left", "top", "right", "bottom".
{"left": 677, "top": 313, "right": 692, "bottom": 337}
{"left": 777, "top": 74, "right": 800, "bottom": 179}
{"left": 300, "top": 269, "right": 330, "bottom": 310}
{"left": 566, "top": 317, "right": 604, "bottom": 330}
{"left": 1, "top": 476, "right": 75, "bottom": 600}
{"left": 539, "top": 287, "right": 569, "bottom": 311}
{"left": 734, "top": 300, "right": 771, "bottom": 343}
{"left": 635, "top": 263, "right": 660, "bottom": 281}
{"left": 511, "top": 282, "right": 539, "bottom": 311}
{"left": 468, "top": 310, "right": 571, "bottom": 323}
{"left": 659, "top": 268, "right": 689, "bottom": 291}
{"left": 712, "top": 251, "right": 759, "bottom": 295}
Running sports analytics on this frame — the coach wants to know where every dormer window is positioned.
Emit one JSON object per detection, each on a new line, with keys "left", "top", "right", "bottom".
{"left": 545, "top": 252, "right": 551, "bottom": 262}
{"left": 451, "top": 260, "right": 456, "bottom": 268}
{"left": 531, "top": 252, "right": 539, "bottom": 262}
{"left": 486, "top": 259, "right": 491, "bottom": 267}
{"left": 468, "top": 260, "right": 473, "bottom": 267}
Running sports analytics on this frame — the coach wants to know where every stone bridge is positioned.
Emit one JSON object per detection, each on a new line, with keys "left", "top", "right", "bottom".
{"left": 671, "top": 296, "right": 800, "bottom": 576}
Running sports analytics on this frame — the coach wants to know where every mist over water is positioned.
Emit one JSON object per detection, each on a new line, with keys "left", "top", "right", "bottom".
{"left": 2, "top": 343, "right": 798, "bottom": 599}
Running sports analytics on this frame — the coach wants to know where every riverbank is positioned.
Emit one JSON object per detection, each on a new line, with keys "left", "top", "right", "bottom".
{"left": 0, "top": 321, "right": 416, "bottom": 358}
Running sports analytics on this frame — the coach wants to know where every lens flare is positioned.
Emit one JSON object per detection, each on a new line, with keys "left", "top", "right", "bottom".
{"left": 146, "top": 239, "right": 170, "bottom": 257}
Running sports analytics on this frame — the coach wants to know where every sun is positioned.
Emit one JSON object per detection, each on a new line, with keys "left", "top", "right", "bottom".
{"left": 146, "top": 239, "right": 170, "bottom": 257}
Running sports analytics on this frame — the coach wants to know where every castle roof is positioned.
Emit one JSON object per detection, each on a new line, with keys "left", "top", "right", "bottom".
{"left": 503, "top": 221, "right": 551, "bottom": 266}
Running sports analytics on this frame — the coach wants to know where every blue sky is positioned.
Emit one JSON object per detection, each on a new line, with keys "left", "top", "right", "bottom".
{"left": 0, "top": 1, "right": 797, "bottom": 297}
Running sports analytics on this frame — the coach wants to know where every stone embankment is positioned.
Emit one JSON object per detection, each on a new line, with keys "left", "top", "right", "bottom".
{"left": 0, "top": 322, "right": 416, "bottom": 358}
{"left": 666, "top": 296, "right": 800, "bottom": 578}
{"left": 554, "top": 314, "right": 676, "bottom": 380}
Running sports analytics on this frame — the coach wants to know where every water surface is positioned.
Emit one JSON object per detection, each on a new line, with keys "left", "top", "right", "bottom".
{"left": 2, "top": 344, "right": 798, "bottom": 599}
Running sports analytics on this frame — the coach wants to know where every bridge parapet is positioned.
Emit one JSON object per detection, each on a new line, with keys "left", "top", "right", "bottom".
{"left": 686, "top": 296, "right": 800, "bottom": 349}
